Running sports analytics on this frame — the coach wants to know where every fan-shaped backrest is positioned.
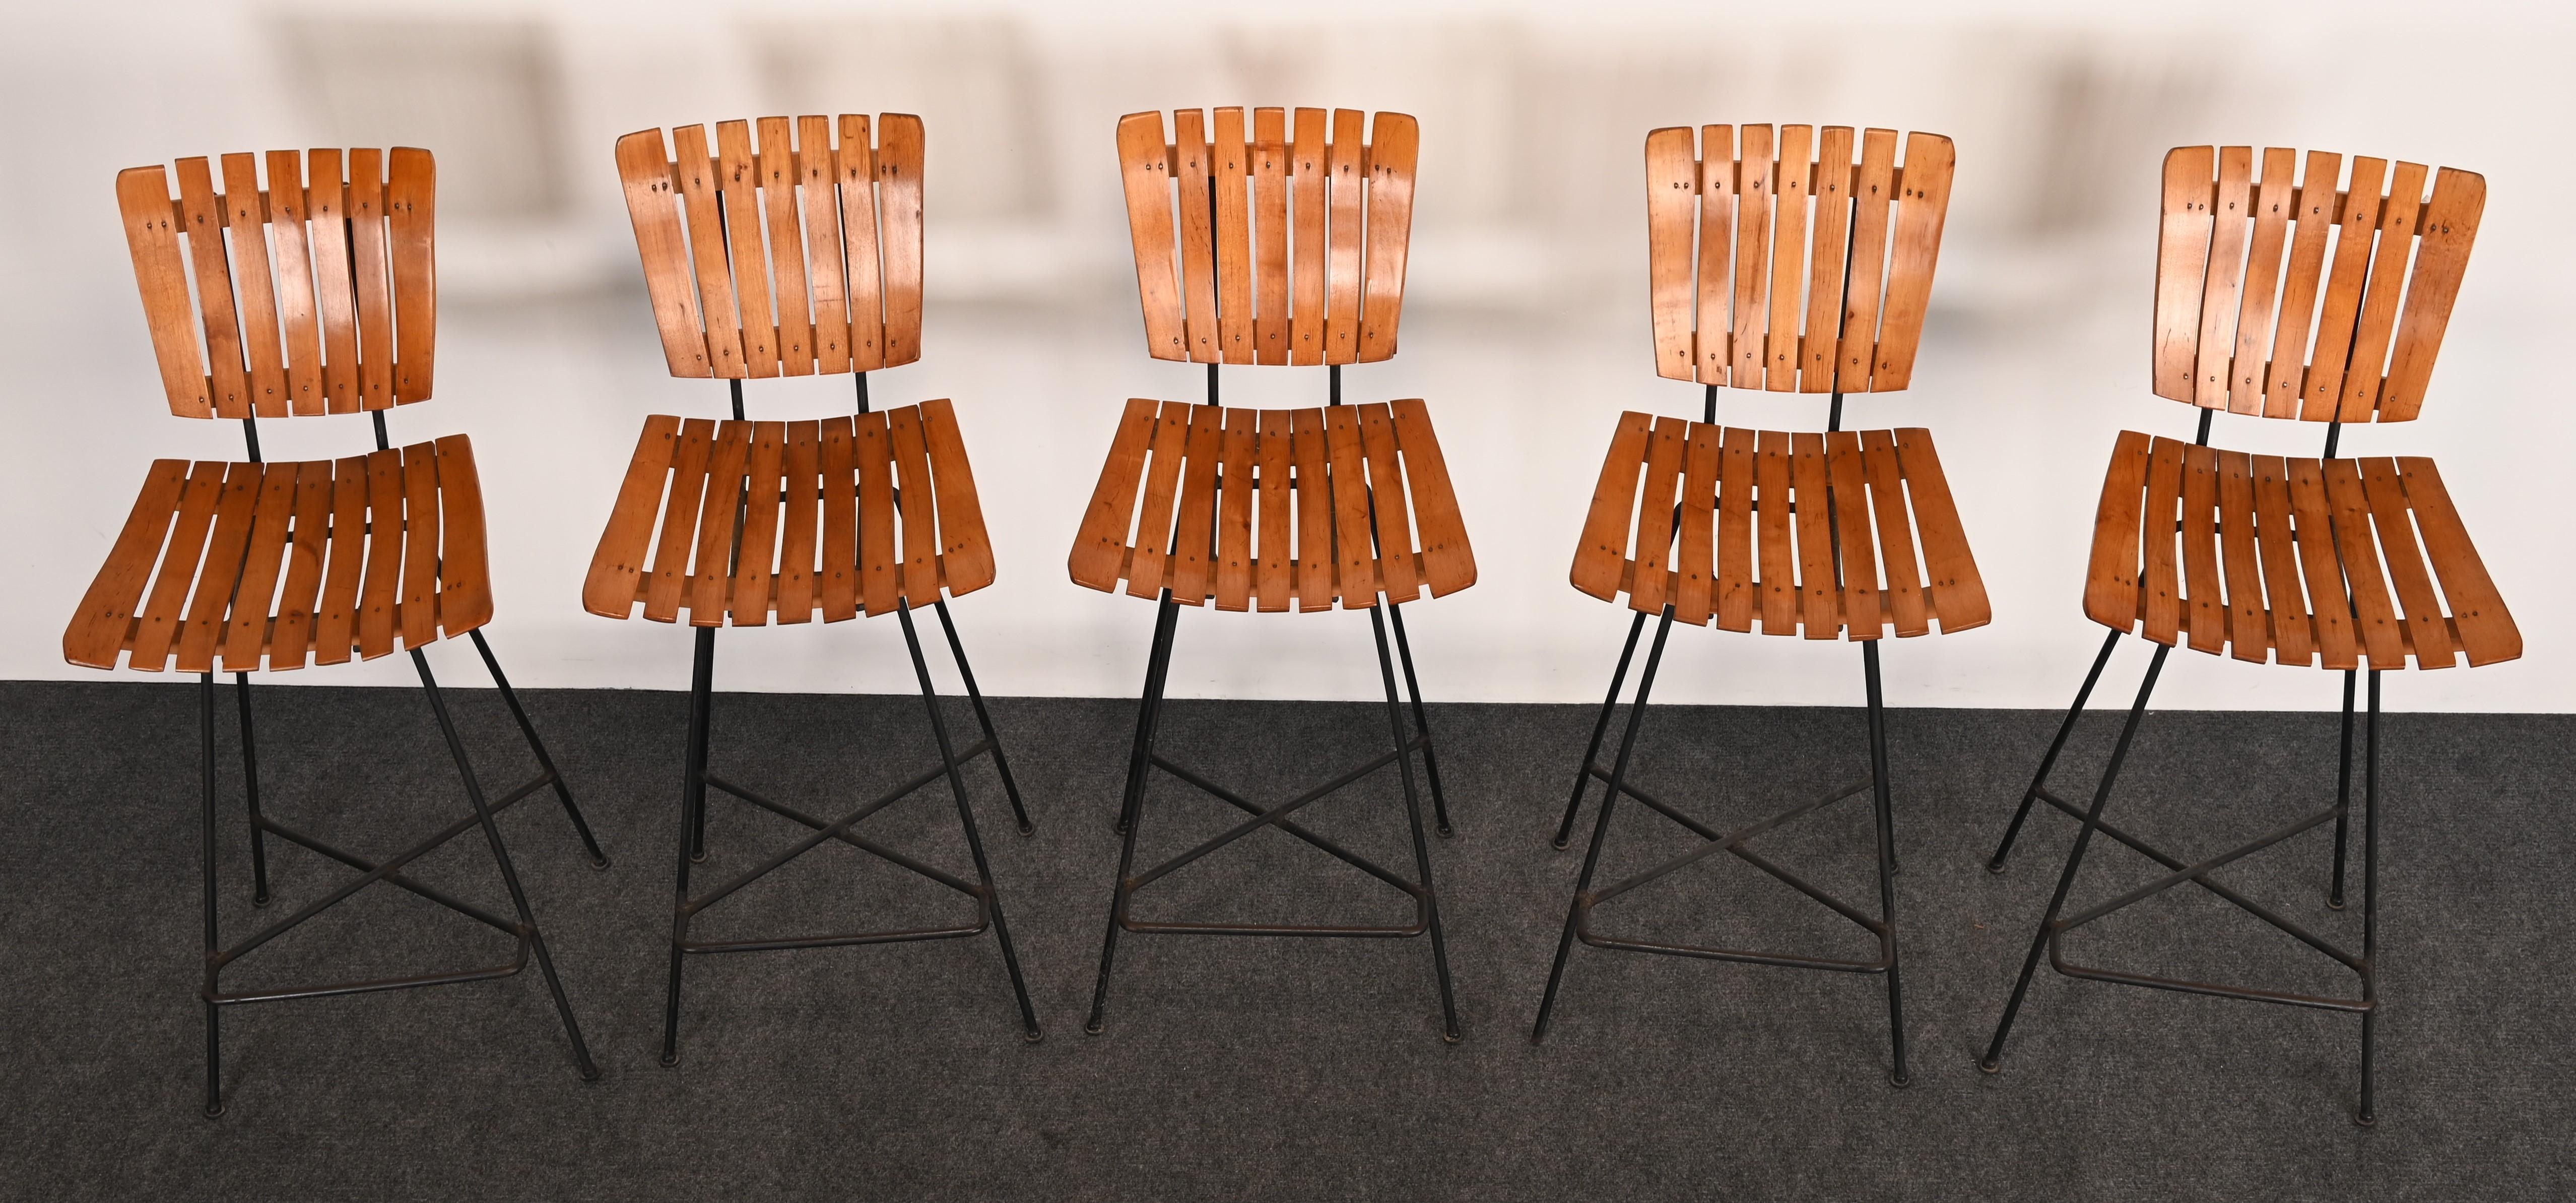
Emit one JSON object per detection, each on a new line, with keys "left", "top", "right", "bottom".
{"left": 1645, "top": 125, "right": 1954, "bottom": 394}
{"left": 1115, "top": 107, "right": 1418, "bottom": 366}
{"left": 116, "top": 148, "right": 435, "bottom": 419}
{"left": 2152, "top": 147, "right": 2483, "bottom": 423}
{"left": 614, "top": 115, "right": 923, "bottom": 380}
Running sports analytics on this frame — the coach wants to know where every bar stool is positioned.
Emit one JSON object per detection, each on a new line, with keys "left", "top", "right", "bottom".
{"left": 1535, "top": 125, "right": 1987, "bottom": 1086}
{"left": 71, "top": 148, "right": 607, "bottom": 1116}
{"left": 589, "top": 114, "right": 1042, "bottom": 1061}
{"left": 1980, "top": 147, "right": 2512, "bottom": 1124}
{"left": 1072, "top": 107, "right": 1474, "bottom": 1041}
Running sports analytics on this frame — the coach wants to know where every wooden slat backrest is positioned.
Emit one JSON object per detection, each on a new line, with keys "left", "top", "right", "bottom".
{"left": 2152, "top": 146, "right": 2484, "bottom": 422}
{"left": 1645, "top": 125, "right": 1955, "bottom": 392}
{"left": 115, "top": 148, "right": 435, "bottom": 419}
{"left": 613, "top": 114, "right": 924, "bottom": 381}
{"left": 1116, "top": 108, "right": 1420, "bottom": 366}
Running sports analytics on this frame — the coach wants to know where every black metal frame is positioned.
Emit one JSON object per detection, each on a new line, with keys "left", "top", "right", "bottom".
{"left": 1532, "top": 383, "right": 1914, "bottom": 1086}
{"left": 1083, "top": 362, "right": 1461, "bottom": 1042}
{"left": 656, "top": 373, "right": 1042, "bottom": 1065}
{"left": 196, "top": 411, "right": 604, "bottom": 1118}
{"left": 1979, "top": 407, "right": 2388, "bottom": 1125}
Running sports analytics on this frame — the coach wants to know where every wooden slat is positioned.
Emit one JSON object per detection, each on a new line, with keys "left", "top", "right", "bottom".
{"left": 306, "top": 149, "right": 361, "bottom": 412}
{"left": 1894, "top": 428, "right": 1983, "bottom": 631}
{"left": 1645, "top": 126, "right": 1700, "bottom": 383}
{"left": 1754, "top": 428, "right": 1795, "bottom": 633}
{"left": 920, "top": 399, "right": 995, "bottom": 596}
{"left": 129, "top": 464, "right": 226, "bottom": 669}
{"left": 821, "top": 416, "right": 864, "bottom": 620}
{"left": 836, "top": 114, "right": 887, "bottom": 372}
{"left": 115, "top": 167, "right": 211, "bottom": 417}
{"left": 1212, "top": 107, "right": 1254, "bottom": 365}
{"left": 2322, "top": 459, "right": 2406, "bottom": 666}
{"left": 2138, "top": 436, "right": 2185, "bottom": 645}
{"left": 176, "top": 464, "right": 261, "bottom": 672}
{"left": 1215, "top": 408, "right": 1256, "bottom": 609}
{"left": 218, "top": 154, "right": 287, "bottom": 418}
{"left": 756, "top": 116, "right": 815, "bottom": 376}
{"left": 2151, "top": 146, "right": 2217, "bottom": 403}
{"left": 1324, "top": 108, "right": 1367, "bottom": 366}
{"left": 1117, "top": 111, "right": 1184, "bottom": 361}
{"left": 222, "top": 464, "right": 297, "bottom": 669}
{"left": 1173, "top": 109, "right": 1218, "bottom": 364}
{"left": 1252, "top": 109, "right": 1290, "bottom": 365}
{"left": 63, "top": 461, "right": 187, "bottom": 668}
{"left": 1730, "top": 125, "right": 1774, "bottom": 387}
{"left": 269, "top": 460, "right": 332, "bottom": 666}
{"left": 1168, "top": 405, "right": 1224, "bottom": 603}
{"left": 387, "top": 147, "right": 436, "bottom": 404}
{"left": 687, "top": 421, "right": 749, "bottom": 626}
{"left": 2378, "top": 168, "right": 2485, "bottom": 422}
{"left": 1288, "top": 109, "right": 1329, "bottom": 367}
{"left": 733, "top": 420, "right": 786, "bottom": 623}
{"left": 1070, "top": 398, "right": 1159, "bottom": 591}
{"left": 1290, "top": 407, "right": 1334, "bottom": 610}
{"left": 266, "top": 151, "right": 324, "bottom": 414}
{"left": 312, "top": 457, "right": 366, "bottom": 663}
{"left": 2398, "top": 456, "right": 2516, "bottom": 665}
{"left": 1127, "top": 402, "right": 1190, "bottom": 600}
{"left": 796, "top": 116, "right": 852, "bottom": 376}
{"left": 585, "top": 414, "right": 680, "bottom": 618}
{"left": 1254, "top": 409, "right": 1293, "bottom": 609}
{"left": 2358, "top": 456, "right": 2454, "bottom": 666}
{"left": 1389, "top": 398, "right": 1472, "bottom": 597}
{"left": 1800, "top": 126, "right": 1855, "bottom": 393}
{"left": 347, "top": 149, "right": 394, "bottom": 412}
{"left": 1673, "top": 422, "right": 1719, "bottom": 626}
{"left": 1861, "top": 430, "right": 1927, "bottom": 637}
{"left": 1836, "top": 129, "right": 1898, "bottom": 393}
{"left": 2191, "top": 147, "right": 2255, "bottom": 411}
{"left": 1825, "top": 431, "right": 1883, "bottom": 638}
{"left": 355, "top": 449, "right": 405, "bottom": 658}
{"left": 671, "top": 125, "right": 745, "bottom": 377}
{"left": 1764, "top": 125, "right": 1814, "bottom": 393}
{"left": 617, "top": 130, "right": 711, "bottom": 377}
{"left": 2081, "top": 431, "right": 2152, "bottom": 632}
{"left": 1789, "top": 432, "right": 1837, "bottom": 635}
{"left": 1714, "top": 427, "right": 1757, "bottom": 633}
{"left": 432, "top": 435, "right": 490, "bottom": 635}
{"left": 714, "top": 122, "right": 780, "bottom": 377}
{"left": 876, "top": 114, "right": 925, "bottom": 367}
{"left": 2227, "top": 148, "right": 2297, "bottom": 415}
{"left": 2284, "top": 458, "right": 2358, "bottom": 669}
{"left": 1694, "top": 125, "right": 1737, "bottom": 385}
{"left": 776, "top": 421, "right": 821, "bottom": 621}
{"left": 2179, "top": 443, "right": 2225, "bottom": 654}
{"left": 888, "top": 406, "right": 942, "bottom": 605}
{"left": 1325, "top": 405, "right": 1377, "bottom": 605}
{"left": 2215, "top": 450, "right": 2267, "bottom": 662}
{"left": 2341, "top": 162, "right": 2426, "bottom": 422}
{"left": 1628, "top": 417, "right": 1686, "bottom": 615}
{"left": 2249, "top": 455, "right": 2315, "bottom": 666}
{"left": 1571, "top": 411, "right": 1652, "bottom": 601}
{"left": 1356, "top": 403, "right": 1421, "bottom": 601}
{"left": 644, "top": 420, "right": 713, "bottom": 623}
{"left": 1357, "top": 111, "right": 1418, "bottom": 362}
{"left": 399, "top": 441, "right": 442, "bottom": 649}
{"left": 173, "top": 158, "right": 249, "bottom": 419}
{"left": 2300, "top": 157, "right": 2385, "bottom": 421}
{"left": 1872, "top": 133, "right": 1953, "bottom": 391}
{"left": 2263, "top": 151, "right": 2340, "bottom": 417}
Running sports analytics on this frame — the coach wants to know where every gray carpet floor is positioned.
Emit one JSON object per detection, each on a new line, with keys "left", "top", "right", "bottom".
{"left": 2, "top": 671, "right": 2568, "bottom": 1201}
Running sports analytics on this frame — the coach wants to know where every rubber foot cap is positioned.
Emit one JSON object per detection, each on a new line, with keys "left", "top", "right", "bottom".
{"left": 203, "top": 1103, "right": 226, "bottom": 1121}
{"left": 589, "top": 856, "right": 613, "bottom": 872}
{"left": 1978, "top": 1058, "right": 2002, "bottom": 1075}
{"left": 658, "top": 1052, "right": 680, "bottom": 1068}
{"left": 1890, "top": 1071, "right": 1912, "bottom": 1089}
{"left": 1023, "top": 1028, "right": 1045, "bottom": 1044}
{"left": 2354, "top": 1109, "right": 2376, "bottom": 1128}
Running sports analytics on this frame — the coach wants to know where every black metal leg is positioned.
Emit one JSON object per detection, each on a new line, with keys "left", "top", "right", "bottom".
{"left": 931, "top": 599, "right": 1034, "bottom": 836}
{"left": 1535, "top": 607, "right": 1677, "bottom": 1042}
{"left": 897, "top": 602, "right": 1043, "bottom": 1041}
{"left": 1373, "top": 605, "right": 1462, "bottom": 1041}
{"left": 1988, "top": 628, "right": 2122, "bottom": 873}
{"left": 1981, "top": 643, "right": 2169, "bottom": 1073}
{"left": 471, "top": 629, "right": 611, "bottom": 869}
{"left": 1089, "top": 597, "right": 1180, "bottom": 1033}
{"left": 1383, "top": 602, "right": 1454, "bottom": 838}
{"left": 1557, "top": 611, "right": 1648, "bottom": 850}
{"left": 409, "top": 649, "right": 599, "bottom": 1082}
{"left": 2357, "top": 669, "right": 2381, "bottom": 1126}
{"left": 663, "top": 627, "right": 715, "bottom": 1065}
{"left": 232, "top": 673, "right": 272, "bottom": 908}
{"left": 2329, "top": 669, "right": 2356, "bottom": 910}
{"left": 200, "top": 673, "right": 224, "bottom": 1119}
{"left": 1861, "top": 643, "right": 1909, "bottom": 1087}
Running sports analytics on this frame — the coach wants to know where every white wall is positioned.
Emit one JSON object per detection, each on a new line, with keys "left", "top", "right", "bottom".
{"left": 6, "top": 1, "right": 2569, "bottom": 712}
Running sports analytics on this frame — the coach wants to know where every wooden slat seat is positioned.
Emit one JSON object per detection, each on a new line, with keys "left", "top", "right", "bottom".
{"left": 583, "top": 399, "right": 994, "bottom": 624}
{"left": 1067, "top": 398, "right": 1473, "bottom": 609}
{"left": 63, "top": 436, "right": 493, "bottom": 672}
{"left": 1569, "top": 413, "right": 1987, "bottom": 639}
{"left": 2081, "top": 431, "right": 2517, "bottom": 670}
